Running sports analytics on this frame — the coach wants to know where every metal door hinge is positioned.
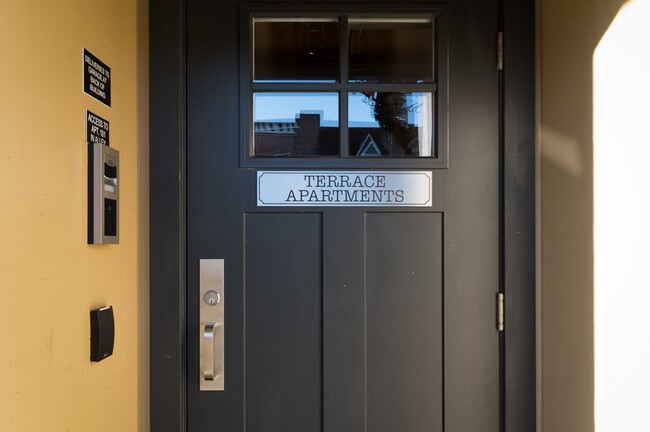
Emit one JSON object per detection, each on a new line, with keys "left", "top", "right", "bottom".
{"left": 497, "top": 293, "right": 505, "bottom": 332}
{"left": 497, "top": 31, "right": 504, "bottom": 71}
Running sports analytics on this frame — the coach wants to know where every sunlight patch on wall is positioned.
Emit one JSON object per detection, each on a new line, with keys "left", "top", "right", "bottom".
{"left": 594, "top": 1, "right": 650, "bottom": 431}
{"left": 540, "top": 126, "right": 584, "bottom": 176}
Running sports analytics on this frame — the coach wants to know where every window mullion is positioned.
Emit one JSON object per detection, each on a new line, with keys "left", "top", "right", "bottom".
{"left": 251, "top": 83, "right": 340, "bottom": 92}
{"left": 339, "top": 15, "right": 349, "bottom": 158}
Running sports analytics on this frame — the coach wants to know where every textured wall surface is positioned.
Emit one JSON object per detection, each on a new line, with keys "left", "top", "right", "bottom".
{"left": 0, "top": 1, "right": 148, "bottom": 430}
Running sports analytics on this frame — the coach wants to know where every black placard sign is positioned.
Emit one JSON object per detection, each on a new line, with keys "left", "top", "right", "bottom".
{"left": 83, "top": 49, "right": 111, "bottom": 106}
{"left": 86, "top": 110, "right": 110, "bottom": 146}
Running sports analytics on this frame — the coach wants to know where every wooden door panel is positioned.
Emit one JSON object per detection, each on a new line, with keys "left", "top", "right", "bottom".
{"left": 245, "top": 213, "right": 323, "bottom": 432}
{"left": 366, "top": 212, "right": 442, "bottom": 432}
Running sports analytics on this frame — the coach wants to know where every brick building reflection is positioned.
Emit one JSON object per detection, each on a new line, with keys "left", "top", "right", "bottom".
{"left": 254, "top": 112, "right": 420, "bottom": 157}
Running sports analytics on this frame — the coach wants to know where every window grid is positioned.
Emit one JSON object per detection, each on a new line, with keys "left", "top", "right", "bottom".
{"left": 241, "top": 7, "right": 447, "bottom": 169}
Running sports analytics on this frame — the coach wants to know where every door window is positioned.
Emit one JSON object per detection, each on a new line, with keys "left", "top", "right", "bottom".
{"left": 348, "top": 19, "right": 433, "bottom": 83}
{"left": 253, "top": 92, "right": 340, "bottom": 157}
{"left": 243, "top": 13, "right": 445, "bottom": 166}
{"left": 254, "top": 20, "right": 339, "bottom": 83}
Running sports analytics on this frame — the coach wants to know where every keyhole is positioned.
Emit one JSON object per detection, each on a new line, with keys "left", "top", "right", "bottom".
{"left": 204, "top": 290, "right": 221, "bottom": 306}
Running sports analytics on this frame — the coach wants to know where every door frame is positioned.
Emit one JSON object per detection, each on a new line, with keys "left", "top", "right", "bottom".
{"left": 149, "top": 0, "right": 536, "bottom": 430}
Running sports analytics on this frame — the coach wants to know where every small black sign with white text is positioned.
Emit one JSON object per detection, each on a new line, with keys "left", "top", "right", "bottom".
{"left": 83, "top": 49, "right": 111, "bottom": 106}
{"left": 86, "top": 110, "right": 109, "bottom": 146}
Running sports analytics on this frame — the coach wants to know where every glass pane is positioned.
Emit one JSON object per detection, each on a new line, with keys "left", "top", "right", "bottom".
{"left": 254, "top": 93, "right": 339, "bottom": 157}
{"left": 254, "top": 20, "right": 339, "bottom": 82}
{"left": 349, "top": 19, "right": 433, "bottom": 83}
{"left": 348, "top": 92, "right": 434, "bottom": 157}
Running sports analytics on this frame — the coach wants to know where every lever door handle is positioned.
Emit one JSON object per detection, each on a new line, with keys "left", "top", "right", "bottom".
{"left": 203, "top": 322, "right": 224, "bottom": 381}
{"left": 203, "top": 322, "right": 216, "bottom": 380}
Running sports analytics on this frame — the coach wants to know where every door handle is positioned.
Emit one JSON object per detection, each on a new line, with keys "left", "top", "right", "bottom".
{"left": 200, "top": 259, "right": 225, "bottom": 391}
{"left": 203, "top": 322, "right": 224, "bottom": 381}
{"left": 203, "top": 322, "right": 216, "bottom": 380}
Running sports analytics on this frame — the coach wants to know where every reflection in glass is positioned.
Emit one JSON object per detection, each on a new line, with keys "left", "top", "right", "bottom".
{"left": 349, "top": 19, "right": 433, "bottom": 83}
{"left": 254, "top": 20, "right": 339, "bottom": 82}
{"left": 348, "top": 92, "right": 433, "bottom": 157}
{"left": 254, "top": 93, "right": 339, "bottom": 157}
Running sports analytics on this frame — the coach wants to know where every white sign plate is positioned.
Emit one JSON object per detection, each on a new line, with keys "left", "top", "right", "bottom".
{"left": 257, "top": 171, "right": 432, "bottom": 207}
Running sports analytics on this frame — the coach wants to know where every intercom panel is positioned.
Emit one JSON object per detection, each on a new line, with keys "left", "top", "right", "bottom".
{"left": 88, "top": 143, "right": 119, "bottom": 244}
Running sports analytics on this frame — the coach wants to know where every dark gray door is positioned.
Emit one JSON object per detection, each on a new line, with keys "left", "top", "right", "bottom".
{"left": 187, "top": 1, "right": 499, "bottom": 431}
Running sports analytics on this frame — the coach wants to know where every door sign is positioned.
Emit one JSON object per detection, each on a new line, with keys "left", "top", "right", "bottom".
{"left": 86, "top": 110, "right": 109, "bottom": 146}
{"left": 257, "top": 171, "right": 432, "bottom": 207}
{"left": 83, "top": 49, "right": 111, "bottom": 106}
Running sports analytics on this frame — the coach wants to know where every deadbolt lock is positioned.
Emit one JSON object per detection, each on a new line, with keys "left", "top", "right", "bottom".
{"left": 204, "top": 290, "right": 221, "bottom": 306}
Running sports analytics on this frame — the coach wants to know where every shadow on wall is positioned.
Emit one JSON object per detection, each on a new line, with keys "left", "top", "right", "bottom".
{"left": 539, "top": 0, "right": 627, "bottom": 431}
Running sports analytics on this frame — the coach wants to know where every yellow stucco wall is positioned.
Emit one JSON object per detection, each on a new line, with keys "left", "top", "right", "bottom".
{"left": 0, "top": 1, "right": 148, "bottom": 431}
